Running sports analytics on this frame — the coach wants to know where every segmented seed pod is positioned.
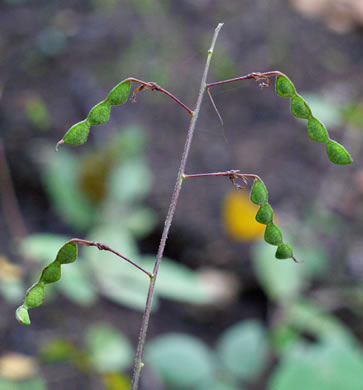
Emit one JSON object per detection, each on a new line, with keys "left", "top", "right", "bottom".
{"left": 88, "top": 101, "right": 111, "bottom": 125}
{"left": 255, "top": 203, "right": 273, "bottom": 225}
{"left": 307, "top": 117, "right": 329, "bottom": 143}
{"left": 41, "top": 262, "right": 61, "bottom": 284}
{"left": 25, "top": 283, "right": 45, "bottom": 309}
{"left": 57, "top": 79, "right": 131, "bottom": 149}
{"left": 326, "top": 140, "right": 353, "bottom": 165}
{"left": 275, "top": 243, "right": 293, "bottom": 259}
{"left": 250, "top": 180, "right": 268, "bottom": 206}
{"left": 275, "top": 75, "right": 296, "bottom": 98}
{"left": 63, "top": 120, "right": 90, "bottom": 146}
{"left": 264, "top": 223, "right": 283, "bottom": 246}
{"left": 106, "top": 80, "right": 131, "bottom": 105}
{"left": 16, "top": 241, "right": 79, "bottom": 325}
{"left": 290, "top": 95, "right": 311, "bottom": 119}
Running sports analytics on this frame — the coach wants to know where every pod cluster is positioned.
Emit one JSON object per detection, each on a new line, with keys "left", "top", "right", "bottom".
{"left": 16, "top": 242, "right": 78, "bottom": 325}
{"left": 59, "top": 80, "right": 131, "bottom": 147}
{"left": 250, "top": 179, "right": 293, "bottom": 260}
{"left": 275, "top": 75, "right": 352, "bottom": 165}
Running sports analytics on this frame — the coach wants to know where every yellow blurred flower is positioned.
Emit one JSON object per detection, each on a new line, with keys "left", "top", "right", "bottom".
{"left": 0, "top": 353, "right": 38, "bottom": 381}
{"left": 223, "top": 190, "right": 265, "bottom": 241}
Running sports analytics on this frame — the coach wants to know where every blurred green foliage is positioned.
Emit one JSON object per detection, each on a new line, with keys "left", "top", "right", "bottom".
{"left": 0, "top": 377, "right": 47, "bottom": 390}
{"left": 20, "top": 127, "right": 214, "bottom": 311}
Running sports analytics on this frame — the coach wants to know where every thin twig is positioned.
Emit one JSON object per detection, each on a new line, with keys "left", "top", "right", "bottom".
{"left": 206, "top": 70, "right": 284, "bottom": 89}
{"left": 69, "top": 238, "right": 153, "bottom": 279}
{"left": 130, "top": 23, "right": 224, "bottom": 390}
{"left": 127, "top": 78, "right": 194, "bottom": 116}
{"left": 207, "top": 87, "right": 224, "bottom": 125}
{"left": 183, "top": 170, "right": 261, "bottom": 184}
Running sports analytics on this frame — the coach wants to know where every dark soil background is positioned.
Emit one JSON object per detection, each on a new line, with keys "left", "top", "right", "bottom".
{"left": 1, "top": 1, "right": 363, "bottom": 389}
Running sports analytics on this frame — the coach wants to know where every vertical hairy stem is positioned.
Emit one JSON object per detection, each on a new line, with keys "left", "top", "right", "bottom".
{"left": 130, "top": 23, "right": 223, "bottom": 390}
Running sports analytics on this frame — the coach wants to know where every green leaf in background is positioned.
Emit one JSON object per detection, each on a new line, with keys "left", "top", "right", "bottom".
{"left": 39, "top": 339, "right": 77, "bottom": 363}
{"left": 199, "top": 379, "right": 241, "bottom": 390}
{"left": 141, "top": 256, "right": 213, "bottom": 305}
{"left": 145, "top": 334, "right": 214, "bottom": 389}
{"left": 252, "top": 232, "right": 328, "bottom": 301}
{"left": 270, "top": 324, "right": 300, "bottom": 354}
{"left": 124, "top": 208, "right": 158, "bottom": 238}
{"left": 252, "top": 240, "right": 304, "bottom": 301}
{"left": 109, "top": 157, "right": 152, "bottom": 203}
{"left": 86, "top": 227, "right": 151, "bottom": 311}
{"left": 40, "top": 147, "right": 95, "bottom": 230}
{"left": 285, "top": 299, "right": 356, "bottom": 345}
{"left": 102, "top": 372, "right": 131, "bottom": 390}
{"left": 269, "top": 339, "right": 363, "bottom": 390}
{"left": 56, "top": 261, "right": 97, "bottom": 306}
{"left": 300, "top": 93, "right": 342, "bottom": 128}
{"left": 0, "top": 280, "right": 25, "bottom": 303}
{"left": 21, "top": 234, "right": 70, "bottom": 265}
{"left": 96, "top": 275, "right": 153, "bottom": 311}
{"left": 25, "top": 95, "right": 51, "bottom": 131}
{"left": 342, "top": 101, "right": 363, "bottom": 130}
{"left": 106, "top": 127, "right": 146, "bottom": 161}
{"left": 85, "top": 324, "right": 133, "bottom": 373}
{"left": 216, "top": 320, "right": 268, "bottom": 382}
{"left": 0, "top": 377, "right": 47, "bottom": 390}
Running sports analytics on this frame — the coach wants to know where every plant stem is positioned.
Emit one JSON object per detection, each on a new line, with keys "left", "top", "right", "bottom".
{"left": 130, "top": 23, "right": 224, "bottom": 390}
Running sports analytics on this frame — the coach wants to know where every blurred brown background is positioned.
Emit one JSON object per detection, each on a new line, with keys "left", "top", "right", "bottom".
{"left": 1, "top": 1, "right": 363, "bottom": 389}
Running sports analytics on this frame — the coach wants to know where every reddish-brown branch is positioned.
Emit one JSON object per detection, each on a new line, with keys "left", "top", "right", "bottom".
{"left": 206, "top": 71, "right": 285, "bottom": 89}
{"left": 69, "top": 238, "right": 153, "bottom": 279}
{"left": 183, "top": 170, "right": 261, "bottom": 189}
{"left": 126, "top": 78, "right": 194, "bottom": 116}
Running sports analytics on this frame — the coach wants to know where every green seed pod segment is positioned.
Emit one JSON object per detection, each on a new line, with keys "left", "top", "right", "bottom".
{"left": 16, "top": 242, "right": 78, "bottom": 326}
{"left": 16, "top": 305, "right": 30, "bottom": 326}
{"left": 275, "top": 75, "right": 296, "bottom": 98}
{"left": 290, "top": 95, "right": 311, "bottom": 119}
{"left": 24, "top": 282, "right": 45, "bottom": 309}
{"left": 41, "top": 261, "right": 61, "bottom": 284}
{"left": 307, "top": 117, "right": 329, "bottom": 143}
{"left": 56, "top": 242, "right": 77, "bottom": 264}
{"left": 88, "top": 101, "right": 111, "bottom": 126}
{"left": 326, "top": 139, "right": 353, "bottom": 165}
{"left": 255, "top": 203, "right": 273, "bottom": 225}
{"left": 275, "top": 243, "right": 293, "bottom": 259}
{"left": 106, "top": 80, "right": 131, "bottom": 105}
{"left": 63, "top": 120, "right": 91, "bottom": 146}
{"left": 250, "top": 179, "right": 268, "bottom": 206}
{"left": 264, "top": 223, "right": 283, "bottom": 246}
